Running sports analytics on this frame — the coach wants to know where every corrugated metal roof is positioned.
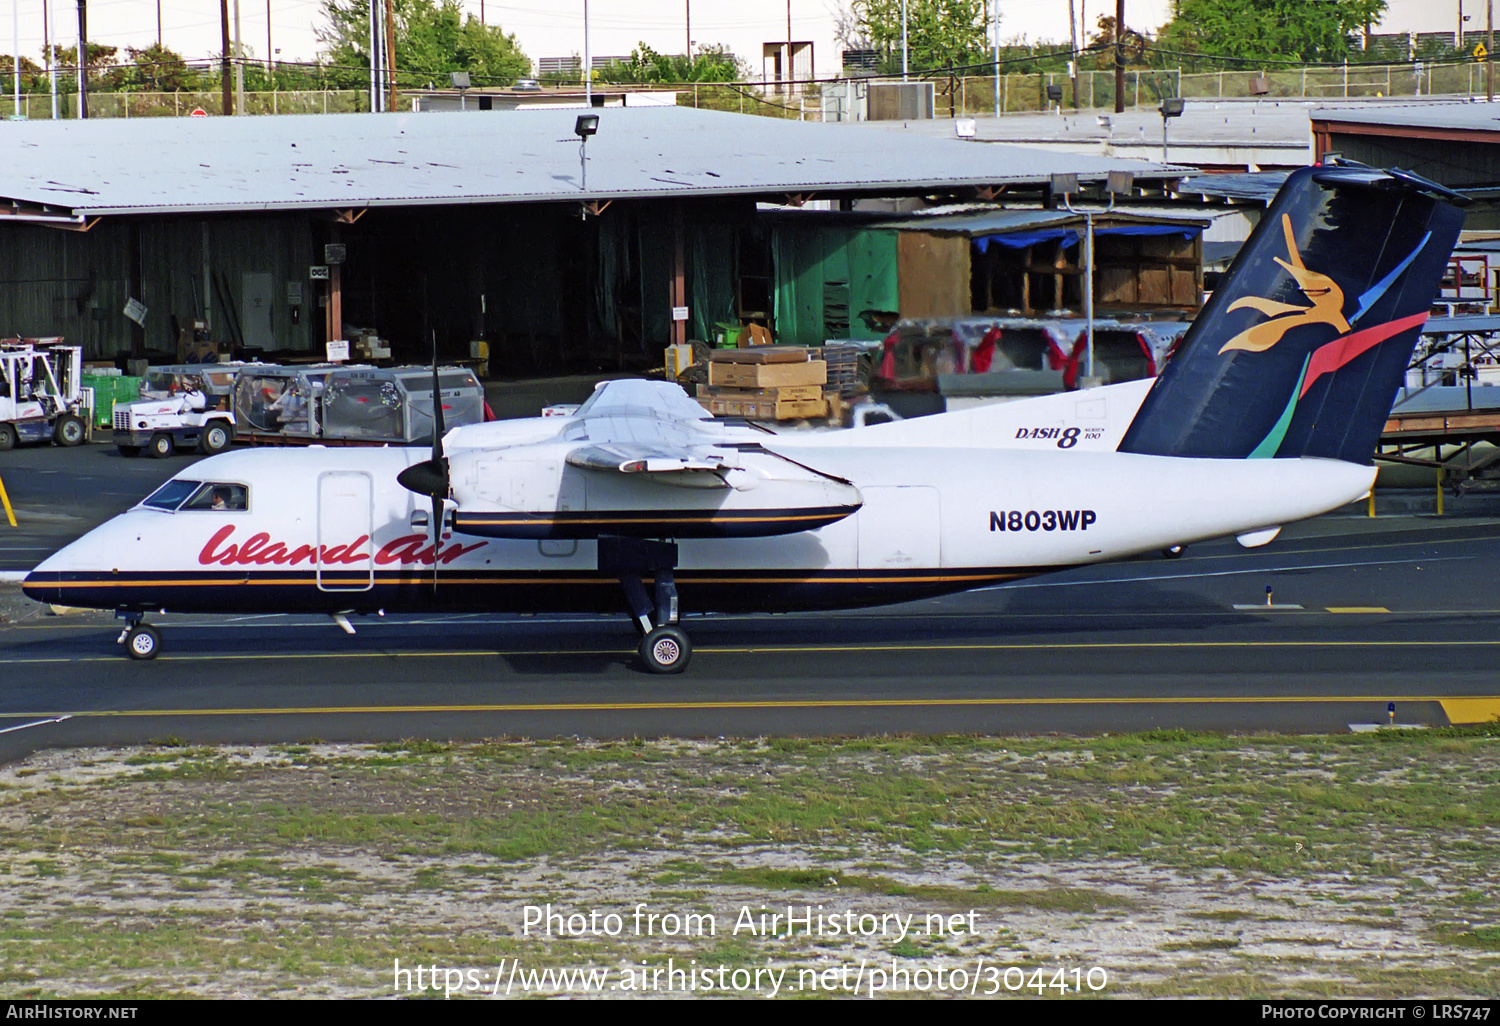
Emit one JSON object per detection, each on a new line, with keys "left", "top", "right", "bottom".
{"left": 1176, "top": 170, "right": 1291, "bottom": 203}
{"left": 0, "top": 106, "right": 1183, "bottom": 218}
{"left": 1313, "top": 101, "right": 1500, "bottom": 132}
{"left": 882, "top": 207, "right": 1210, "bottom": 235}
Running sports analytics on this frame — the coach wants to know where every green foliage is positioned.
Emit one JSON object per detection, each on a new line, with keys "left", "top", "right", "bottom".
{"left": 849, "top": 0, "right": 991, "bottom": 74}
{"left": 1158, "top": 0, "right": 1388, "bottom": 65}
{"left": 318, "top": 0, "right": 531, "bottom": 86}
{"left": 123, "top": 45, "right": 199, "bottom": 92}
{"left": 595, "top": 42, "right": 747, "bottom": 85}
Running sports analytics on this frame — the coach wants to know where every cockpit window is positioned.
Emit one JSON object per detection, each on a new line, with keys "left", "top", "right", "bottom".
{"left": 181, "top": 483, "right": 249, "bottom": 512}
{"left": 141, "top": 479, "right": 203, "bottom": 511}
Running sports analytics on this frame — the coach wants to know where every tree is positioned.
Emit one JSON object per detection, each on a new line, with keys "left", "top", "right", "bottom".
{"left": 849, "top": 0, "right": 991, "bottom": 74}
{"left": 318, "top": 0, "right": 531, "bottom": 86}
{"left": 123, "top": 44, "right": 199, "bottom": 92}
{"left": 595, "top": 42, "right": 747, "bottom": 85}
{"left": 1157, "top": 0, "right": 1387, "bottom": 65}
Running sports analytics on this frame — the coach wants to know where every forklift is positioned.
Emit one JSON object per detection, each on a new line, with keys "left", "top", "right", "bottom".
{"left": 0, "top": 339, "right": 89, "bottom": 450}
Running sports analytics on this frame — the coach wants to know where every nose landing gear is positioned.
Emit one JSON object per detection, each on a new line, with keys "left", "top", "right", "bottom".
{"left": 118, "top": 616, "right": 161, "bottom": 660}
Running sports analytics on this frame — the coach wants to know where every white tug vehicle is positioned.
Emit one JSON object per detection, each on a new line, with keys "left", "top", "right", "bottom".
{"left": 112, "top": 365, "right": 238, "bottom": 458}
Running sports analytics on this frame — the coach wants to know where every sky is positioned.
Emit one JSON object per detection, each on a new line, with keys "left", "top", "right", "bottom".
{"left": 2, "top": 1, "right": 1462, "bottom": 81}
{"left": 4, "top": 0, "right": 1175, "bottom": 78}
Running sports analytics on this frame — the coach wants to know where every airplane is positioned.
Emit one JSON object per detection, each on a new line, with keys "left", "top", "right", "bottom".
{"left": 22, "top": 162, "right": 1466, "bottom": 673}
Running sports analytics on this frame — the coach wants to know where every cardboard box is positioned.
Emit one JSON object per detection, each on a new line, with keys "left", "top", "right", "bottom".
{"left": 708, "top": 359, "right": 827, "bottom": 388}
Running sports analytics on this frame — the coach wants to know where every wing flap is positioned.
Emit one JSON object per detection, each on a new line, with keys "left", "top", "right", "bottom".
{"left": 567, "top": 443, "right": 734, "bottom": 477}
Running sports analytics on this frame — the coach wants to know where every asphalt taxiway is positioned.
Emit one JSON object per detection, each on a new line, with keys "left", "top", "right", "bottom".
{"left": 3, "top": 501, "right": 1500, "bottom": 759}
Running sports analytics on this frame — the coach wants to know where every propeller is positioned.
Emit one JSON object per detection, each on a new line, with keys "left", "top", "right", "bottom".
{"left": 396, "top": 331, "right": 449, "bottom": 592}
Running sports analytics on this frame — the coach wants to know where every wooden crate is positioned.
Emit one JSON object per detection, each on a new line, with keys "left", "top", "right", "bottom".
{"left": 696, "top": 383, "right": 824, "bottom": 402}
{"left": 708, "top": 359, "right": 827, "bottom": 388}
{"left": 697, "top": 395, "right": 830, "bottom": 420}
{"left": 707, "top": 346, "right": 810, "bottom": 365}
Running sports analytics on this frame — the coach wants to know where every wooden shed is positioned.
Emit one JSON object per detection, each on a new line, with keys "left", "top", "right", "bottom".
{"left": 891, "top": 209, "right": 1209, "bottom": 321}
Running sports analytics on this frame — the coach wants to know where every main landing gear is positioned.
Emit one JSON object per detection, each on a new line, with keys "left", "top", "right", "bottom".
{"left": 600, "top": 536, "right": 692, "bottom": 673}
{"left": 117, "top": 614, "right": 161, "bottom": 660}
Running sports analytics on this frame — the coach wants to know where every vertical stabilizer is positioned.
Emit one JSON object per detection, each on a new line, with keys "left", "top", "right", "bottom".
{"left": 1118, "top": 165, "right": 1465, "bottom": 463}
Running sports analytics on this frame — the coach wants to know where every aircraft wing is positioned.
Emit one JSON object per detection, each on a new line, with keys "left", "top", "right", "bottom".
{"left": 565, "top": 442, "right": 734, "bottom": 476}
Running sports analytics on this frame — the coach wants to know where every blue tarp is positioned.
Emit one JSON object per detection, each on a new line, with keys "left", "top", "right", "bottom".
{"left": 973, "top": 223, "right": 1202, "bottom": 254}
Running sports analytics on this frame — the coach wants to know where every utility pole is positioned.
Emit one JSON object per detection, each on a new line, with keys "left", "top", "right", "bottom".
{"left": 220, "top": 0, "right": 231, "bottom": 114}
{"left": 233, "top": 0, "right": 245, "bottom": 115}
{"left": 686, "top": 1, "right": 691, "bottom": 61}
{"left": 266, "top": 0, "right": 273, "bottom": 73}
{"left": 1114, "top": 0, "right": 1125, "bottom": 113}
{"left": 385, "top": 0, "right": 397, "bottom": 112}
{"left": 1489, "top": 0, "right": 1494, "bottom": 102}
{"left": 45, "top": 0, "right": 57, "bottom": 119}
{"left": 1068, "top": 0, "right": 1079, "bottom": 109}
{"left": 76, "top": 0, "right": 87, "bottom": 119}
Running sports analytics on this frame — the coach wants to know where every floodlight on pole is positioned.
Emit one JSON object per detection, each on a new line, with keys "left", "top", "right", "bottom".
{"left": 575, "top": 113, "right": 599, "bottom": 191}
{"left": 450, "top": 70, "right": 469, "bottom": 110}
{"left": 1159, "top": 97, "right": 1184, "bottom": 162}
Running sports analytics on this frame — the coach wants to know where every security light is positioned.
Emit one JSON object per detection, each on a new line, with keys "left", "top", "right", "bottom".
{"left": 1049, "top": 173, "right": 1078, "bottom": 197}
{"left": 449, "top": 71, "right": 471, "bottom": 90}
{"left": 1106, "top": 170, "right": 1135, "bottom": 195}
{"left": 1160, "top": 97, "right": 1185, "bottom": 118}
{"left": 575, "top": 114, "right": 600, "bottom": 139}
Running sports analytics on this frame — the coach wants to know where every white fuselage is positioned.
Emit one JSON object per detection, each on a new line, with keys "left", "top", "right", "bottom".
{"left": 25, "top": 379, "right": 1377, "bottom": 615}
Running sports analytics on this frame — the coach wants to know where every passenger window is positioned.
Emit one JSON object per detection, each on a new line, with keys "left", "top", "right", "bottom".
{"left": 182, "top": 482, "right": 249, "bottom": 512}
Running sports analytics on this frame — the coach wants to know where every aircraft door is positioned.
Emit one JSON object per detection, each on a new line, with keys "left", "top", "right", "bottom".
{"left": 856, "top": 486, "right": 940, "bottom": 570}
{"left": 317, "top": 471, "right": 374, "bottom": 591}
{"left": 540, "top": 469, "right": 584, "bottom": 557}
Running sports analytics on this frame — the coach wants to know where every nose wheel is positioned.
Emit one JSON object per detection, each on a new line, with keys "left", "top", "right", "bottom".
{"left": 119, "top": 620, "right": 161, "bottom": 660}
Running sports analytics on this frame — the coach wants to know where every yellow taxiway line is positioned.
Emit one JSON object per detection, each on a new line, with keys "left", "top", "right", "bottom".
{"left": 2, "top": 695, "right": 1497, "bottom": 724}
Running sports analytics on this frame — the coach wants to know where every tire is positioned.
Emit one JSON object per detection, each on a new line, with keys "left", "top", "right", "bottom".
{"left": 0, "top": 425, "right": 15, "bottom": 452}
{"left": 639, "top": 625, "right": 691, "bottom": 674}
{"left": 148, "top": 432, "right": 175, "bottom": 459}
{"left": 198, "top": 421, "right": 233, "bottom": 455}
{"left": 53, "top": 414, "right": 85, "bottom": 447}
{"left": 116, "top": 444, "right": 141, "bottom": 457}
{"left": 124, "top": 625, "right": 161, "bottom": 661}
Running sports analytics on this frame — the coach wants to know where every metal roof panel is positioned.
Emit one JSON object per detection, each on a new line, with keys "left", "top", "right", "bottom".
{"left": 0, "top": 106, "right": 1183, "bottom": 217}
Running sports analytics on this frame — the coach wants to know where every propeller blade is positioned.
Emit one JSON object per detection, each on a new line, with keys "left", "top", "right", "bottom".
{"left": 430, "top": 330, "right": 444, "bottom": 594}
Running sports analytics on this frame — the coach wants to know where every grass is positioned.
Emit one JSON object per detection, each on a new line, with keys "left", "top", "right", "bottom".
{"left": 0, "top": 730, "right": 1495, "bottom": 997}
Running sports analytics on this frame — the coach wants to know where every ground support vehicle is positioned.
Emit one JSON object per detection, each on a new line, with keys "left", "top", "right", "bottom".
{"left": 113, "top": 365, "right": 241, "bottom": 458}
{"left": 234, "top": 364, "right": 486, "bottom": 446}
{"left": 0, "top": 340, "right": 89, "bottom": 451}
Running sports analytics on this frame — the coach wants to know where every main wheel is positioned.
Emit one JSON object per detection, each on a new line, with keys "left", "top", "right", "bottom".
{"left": 124, "top": 625, "right": 161, "bottom": 660}
{"left": 53, "top": 414, "right": 85, "bottom": 447}
{"left": 639, "top": 625, "right": 691, "bottom": 674}
{"left": 148, "top": 432, "right": 175, "bottom": 459}
{"left": 199, "top": 421, "right": 233, "bottom": 455}
{"left": 0, "top": 425, "right": 15, "bottom": 452}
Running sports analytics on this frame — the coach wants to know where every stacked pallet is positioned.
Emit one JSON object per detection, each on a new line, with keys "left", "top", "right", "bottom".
{"left": 697, "top": 347, "right": 832, "bottom": 420}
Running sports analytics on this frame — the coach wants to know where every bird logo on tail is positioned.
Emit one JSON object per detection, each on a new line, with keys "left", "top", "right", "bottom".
{"left": 1218, "top": 214, "right": 1350, "bottom": 355}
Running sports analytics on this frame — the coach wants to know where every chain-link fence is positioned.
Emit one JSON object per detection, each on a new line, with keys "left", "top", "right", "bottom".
{"left": 0, "top": 90, "right": 368, "bottom": 119}
{"left": 4, "top": 60, "right": 1495, "bottom": 122}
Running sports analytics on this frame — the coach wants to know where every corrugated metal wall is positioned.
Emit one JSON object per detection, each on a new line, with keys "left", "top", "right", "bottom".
{"left": 0, "top": 216, "right": 314, "bottom": 359}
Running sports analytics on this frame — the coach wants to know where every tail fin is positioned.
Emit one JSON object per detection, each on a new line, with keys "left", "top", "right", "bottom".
{"left": 1118, "top": 164, "right": 1465, "bottom": 463}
